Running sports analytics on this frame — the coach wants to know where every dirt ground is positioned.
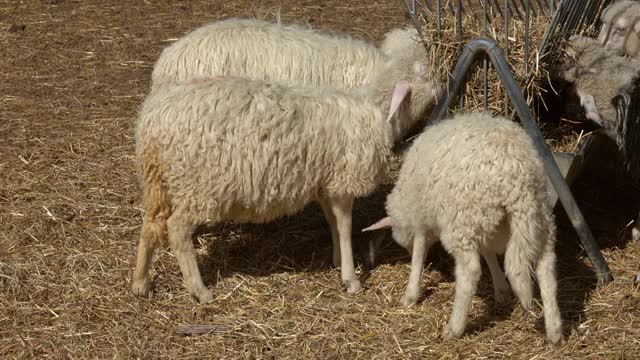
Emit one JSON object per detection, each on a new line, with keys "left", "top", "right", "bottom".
{"left": 1, "top": 0, "right": 640, "bottom": 358}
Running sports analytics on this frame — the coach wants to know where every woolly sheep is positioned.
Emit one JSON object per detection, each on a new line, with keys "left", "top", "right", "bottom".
{"left": 151, "top": 18, "right": 418, "bottom": 92}
{"left": 362, "top": 112, "right": 564, "bottom": 344}
{"left": 561, "top": 35, "right": 640, "bottom": 133}
{"left": 561, "top": 35, "right": 640, "bottom": 241}
{"left": 598, "top": 0, "right": 640, "bottom": 57}
{"left": 131, "top": 47, "right": 442, "bottom": 304}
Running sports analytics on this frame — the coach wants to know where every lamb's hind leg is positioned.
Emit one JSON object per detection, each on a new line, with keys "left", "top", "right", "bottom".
{"left": 481, "top": 252, "right": 511, "bottom": 305}
{"left": 326, "top": 194, "right": 362, "bottom": 293}
{"left": 401, "top": 231, "right": 434, "bottom": 306}
{"left": 535, "top": 245, "right": 565, "bottom": 345}
{"left": 443, "top": 250, "right": 482, "bottom": 340}
{"left": 167, "top": 213, "right": 213, "bottom": 304}
{"left": 318, "top": 198, "right": 341, "bottom": 268}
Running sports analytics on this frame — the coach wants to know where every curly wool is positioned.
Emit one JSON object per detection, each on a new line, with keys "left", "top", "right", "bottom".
{"left": 562, "top": 35, "right": 640, "bottom": 133}
{"left": 151, "top": 18, "right": 393, "bottom": 91}
{"left": 383, "top": 112, "right": 563, "bottom": 344}
{"left": 598, "top": 0, "right": 640, "bottom": 57}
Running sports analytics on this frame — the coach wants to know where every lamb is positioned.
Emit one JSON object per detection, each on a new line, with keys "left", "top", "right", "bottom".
{"left": 598, "top": 0, "right": 640, "bottom": 58}
{"left": 131, "top": 47, "right": 442, "bottom": 304}
{"left": 561, "top": 35, "right": 640, "bottom": 134}
{"left": 150, "top": 18, "right": 418, "bottom": 92}
{"left": 362, "top": 112, "right": 564, "bottom": 344}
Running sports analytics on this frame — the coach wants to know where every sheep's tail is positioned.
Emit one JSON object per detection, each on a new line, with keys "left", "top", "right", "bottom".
{"left": 132, "top": 142, "right": 171, "bottom": 296}
{"left": 138, "top": 143, "right": 171, "bottom": 249}
{"left": 503, "top": 190, "right": 551, "bottom": 310}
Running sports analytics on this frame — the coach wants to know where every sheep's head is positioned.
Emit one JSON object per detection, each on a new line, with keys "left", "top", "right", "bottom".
{"left": 381, "top": 48, "right": 443, "bottom": 141}
{"left": 598, "top": 1, "right": 640, "bottom": 56}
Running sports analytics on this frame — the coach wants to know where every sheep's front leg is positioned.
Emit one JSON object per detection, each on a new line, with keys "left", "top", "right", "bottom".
{"left": 318, "top": 198, "right": 341, "bottom": 268}
{"left": 443, "top": 251, "right": 481, "bottom": 340}
{"left": 327, "top": 195, "right": 362, "bottom": 293}
{"left": 401, "top": 231, "right": 431, "bottom": 306}
{"left": 167, "top": 214, "right": 213, "bottom": 304}
{"left": 481, "top": 252, "right": 511, "bottom": 305}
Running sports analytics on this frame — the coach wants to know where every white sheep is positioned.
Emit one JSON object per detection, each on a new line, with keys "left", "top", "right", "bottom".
{"left": 131, "top": 47, "right": 442, "bottom": 304}
{"left": 598, "top": 0, "right": 640, "bottom": 58}
{"left": 151, "top": 18, "right": 418, "bottom": 92}
{"left": 362, "top": 112, "right": 564, "bottom": 344}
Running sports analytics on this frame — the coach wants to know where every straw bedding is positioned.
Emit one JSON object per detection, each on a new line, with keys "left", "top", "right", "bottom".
{"left": 1, "top": 0, "right": 639, "bottom": 358}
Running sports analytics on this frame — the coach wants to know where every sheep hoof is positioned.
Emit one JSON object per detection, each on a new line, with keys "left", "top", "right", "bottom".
{"left": 194, "top": 289, "right": 214, "bottom": 304}
{"left": 548, "top": 332, "right": 566, "bottom": 346}
{"left": 131, "top": 279, "right": 150, "bottom": 298}
{"left": 494, "top": 288, "right": 511, "bottom": 305}
{"left": 344, "top": 279, "right": 362, "bottom": 294}
{"left": 442, "top": 323, "right": 464, "bottom": 340}
{"left": 401, "top": 291, "right": 421, "bottom": 307}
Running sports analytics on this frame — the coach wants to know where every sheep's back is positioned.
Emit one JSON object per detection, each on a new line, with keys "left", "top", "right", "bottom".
{"left": 151, "top": 18, "right": 388, "bottom": 91}
{"left": 136, "top": 78, "right": 390, "bottom": 223}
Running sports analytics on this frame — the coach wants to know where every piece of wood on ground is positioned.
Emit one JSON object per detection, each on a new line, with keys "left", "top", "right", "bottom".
{"left": 175, "top": 324, "right": 229, "bottom": 335}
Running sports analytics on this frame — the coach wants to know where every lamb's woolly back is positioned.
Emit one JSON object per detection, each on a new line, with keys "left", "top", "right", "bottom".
{"left": 151, "top": 18, "right": 388, "bottom": 91}
{"left": 387, "top": 112, "right": 549, "bottom": 246}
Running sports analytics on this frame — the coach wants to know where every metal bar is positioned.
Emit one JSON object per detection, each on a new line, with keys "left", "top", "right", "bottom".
{"left": 504, "top": 0, "right": 510, "bottom": 115}
{"left": 458, "top": 0, "right": 464, "bottom": 108}
{"left": 525, "top": 0, "right": 530, "bottom": 74}
{"left": 490, "top": 0, "right": 505, "bottom": 18}
{"left": 428, "top": 38, "right": 613, "bottom": 284}
{"left": 402, "top": 0, "right": 431, "bottom": 54}
{"left": 510, "top": 0, "right": 525, "bottom": 21}
{"left": 437, "top": 0, "right": 442, "bottom": 35}
{"left": 483, "top": 0, "right": 489, "bottom": 111}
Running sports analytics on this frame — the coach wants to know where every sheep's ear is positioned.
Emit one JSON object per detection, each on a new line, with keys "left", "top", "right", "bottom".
{"left": 362, "top": 216, "right": 393, "bottom": 232}
{"left": 578, "top": 91, "right": 603, "bottom": 126}
{"left": 386, "top": 80, "right": 412, "bottom": 122}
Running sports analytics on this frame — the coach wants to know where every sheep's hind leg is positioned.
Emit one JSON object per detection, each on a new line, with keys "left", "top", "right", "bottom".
{"left": 167, "top": 214, "right": 213, "bottom": 304}
{"left": 481, "top": 252, "right": 511, "bottom": 305}
{"left": 318, "top": 198, "right": 341, "bottom": 268}
{"left": 327, "top": 194, "right": 362, "bottom": 294}
{"left": 131, "top": 215, "right": 160, "bottom": 298}
{"left": 443, "top": 250, "right": 481, "bottom": 340}
{"left": 535, "top": 245, "right": 565, "bottom": 345}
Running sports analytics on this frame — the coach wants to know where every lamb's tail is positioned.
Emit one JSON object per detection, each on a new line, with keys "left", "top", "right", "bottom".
{"left": 504, "top": 190, "right": 551, "bottom": 310}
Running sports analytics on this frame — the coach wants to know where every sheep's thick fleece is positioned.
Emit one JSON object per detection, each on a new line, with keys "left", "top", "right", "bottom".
{"left": 133, "top": 47, "right": 440, "bottom": 303}
{"left": 137, "top": 78, "right": 393, "bottom": 224}
{"left": 369, "top": 112, "right": 564, "bottom": 344}
{"left": 151, "top": 18, "right": 392, "bottom": 91}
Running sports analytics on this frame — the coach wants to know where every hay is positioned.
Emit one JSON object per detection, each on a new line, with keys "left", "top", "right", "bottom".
{"left": 1, "top": 1, "right": 639, "bottom": 358}
{"left": 416, "top": 2, "right": 591, "bottom": 152}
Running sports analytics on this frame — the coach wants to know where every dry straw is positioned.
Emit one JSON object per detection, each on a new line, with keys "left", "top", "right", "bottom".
{"left": 415, "top": 1, "right": 594, "bottom": 152}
